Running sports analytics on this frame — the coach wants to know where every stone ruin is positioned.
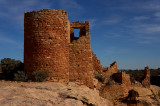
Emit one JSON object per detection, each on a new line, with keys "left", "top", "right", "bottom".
{"left": 24, "top": 9, "right": 102, "bottom": 88}
{"left": 142, "top": 66, "right": 150, "bottom": 88}
{"left": 24, "top": 9, "right": 151, "bottom": 89}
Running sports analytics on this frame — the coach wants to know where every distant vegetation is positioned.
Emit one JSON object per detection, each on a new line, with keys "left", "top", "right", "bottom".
{"left": 1, "top": 58, "right": 24, "bottom": 80}
{"left": 0, "top": 58, "right": 160, "bottom": 86}
{"left": 0, "top": 64, "right": 2, "bottom": 73}
{"left": 0, "top": 58, "right": 48, "bottom": 82}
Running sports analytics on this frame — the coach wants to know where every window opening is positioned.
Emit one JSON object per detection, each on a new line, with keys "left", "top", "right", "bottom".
{"left": 74, "top": 28, "right": 80, "bottom": 37}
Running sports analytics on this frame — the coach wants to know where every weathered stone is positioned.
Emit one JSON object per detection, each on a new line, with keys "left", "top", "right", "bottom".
{"left": 102, "top": 61, "right": 117, "bottom": 77}
{"left": 142, "top": 66, "right": 150, "bottom": 88}
{"left": 24, "top": 9, "right": 101, "bottom": 88}
{"left": 112, "top": 72, "right": 131, "bottom": 86}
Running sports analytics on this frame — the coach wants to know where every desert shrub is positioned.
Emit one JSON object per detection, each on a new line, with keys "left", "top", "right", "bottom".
{"left": 14, "top": 70, "right": 28, "bottom": 81}
{"left": 32, "top": 70, "right": 48, "bottom": 82}
{"left": 1, "top": 58, "right": 23, "bottom": 80}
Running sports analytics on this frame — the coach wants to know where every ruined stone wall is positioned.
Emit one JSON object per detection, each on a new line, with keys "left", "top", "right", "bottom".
{"left": 24, "top": 9, "right": 70, "bottom": 82}
{"left": 24, "top": 9, "right": 104, "bottom": 88}
{"left": 113, "top": 72, "right": 131, "bottom": 86}
{"left": 121, "top": 72, "right": 131, "bottom": 86}
{"left": 142, "top": 66, "right": 150, "bottom": 88}
{"left": 102, "top": 61, "right": 117, "bottom": 77}
{"left": 92, "top": 52, "right": 103, "bottom": 72}
{"left": 69, "top": 21, "right": 94, "bottom": 88}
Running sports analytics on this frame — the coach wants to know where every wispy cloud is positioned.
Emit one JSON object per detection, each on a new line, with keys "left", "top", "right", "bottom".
{"left": 104, "top": 47, "right": 130, "bottom": 55}
{"left": 0, "top": 35, "right": 17, "bottom": 44}
{"left": 0, "top": 0, "right": 51, "bottom": 27}
{"left": 103, "top": 19, "right": 119, "bottom": 25}
{"left": 111, "top": 0, "right": 160, "bottom": 13}
{"left": 133, "top": 16, "right": 150, "bottom": 21}
{"left": 126, "top": 23, "right": 160, "bottom": 44}
{"left": 17, "top": 45, "right": 24, "bottom": 49}
{"left": 129, "top": 24, "right": 160, "bottom": 34}
{"left": 134, "top": 35, "right": 159, "bottom": 44}
{"left": 140, "top": 0, "right": 160, "bottom": 11}
{"left": 103, "top": 22, "right": 160, "bottom": 44}
{"left": 104, "top": 33, "right": 122, "bottom": 39}
{"left": 154, "top": 12, "right": 160, "bottom": 17}
{"left": 59, "top": 0, "right": 83, "bottom": 10}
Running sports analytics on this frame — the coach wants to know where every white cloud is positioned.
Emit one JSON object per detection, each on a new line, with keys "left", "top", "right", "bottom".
{"left": 133, "top": 16, "right": 150, "bottom": 20}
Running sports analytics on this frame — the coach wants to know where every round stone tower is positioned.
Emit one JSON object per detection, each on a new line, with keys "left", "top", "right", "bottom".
{"left": 24, "top": 9, "right": 70, "bottom": 82}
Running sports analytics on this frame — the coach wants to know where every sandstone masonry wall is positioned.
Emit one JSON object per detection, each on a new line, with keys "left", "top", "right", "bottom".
{"left": 102, "top": 61, "right": 117, "bottom": 77}
{"left": 92, "top": 52, "right": 103, "bottom": 72}
{"left": 24, "top": 9, "right": 101, "bottom": 88}
{"left": 24, "top": 9, "right": 70, "bottom": 82}
{"left": 113, "top": 72, "right": 131, "bottom": 86}
{"left": 69, "top": 21, "right": 94, "bottom": 88}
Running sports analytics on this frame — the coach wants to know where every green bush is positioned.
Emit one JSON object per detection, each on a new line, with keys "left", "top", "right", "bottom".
{"left": 1, "top": 58, "right": 23, "bottom": 80}
{"left": 14, "top": 70, "right": 28, "bottom": 81}
{"left": 32, "top": 70, "right": 48, "bottom": 82}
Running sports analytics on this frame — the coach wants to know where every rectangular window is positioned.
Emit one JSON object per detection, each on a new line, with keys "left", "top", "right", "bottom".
{"left": 74, "top": 28, "right": 80, "bottom": 37}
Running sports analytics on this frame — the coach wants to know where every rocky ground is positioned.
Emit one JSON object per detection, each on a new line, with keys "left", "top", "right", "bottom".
{"left": 0, "top": 81, "right": 112, "bottom": 106}
{"left": 98, "top": 81, "right": 160, "bottom": 106}
{"left": 0, "top": 80, "right": 160, "bottom": 106}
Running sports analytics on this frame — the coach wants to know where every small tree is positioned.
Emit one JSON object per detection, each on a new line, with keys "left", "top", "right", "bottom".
{"left": 32, "top": 70, "right": 48, "bottom": 82}
{"left": 1, "top": 58, "right": 23, "bottom": 80}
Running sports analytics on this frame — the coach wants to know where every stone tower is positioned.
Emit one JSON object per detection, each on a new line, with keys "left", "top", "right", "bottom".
{"left": 24, "top": 9, "right": 103, "bottom": 88}
{"left": 24, "top": 9, "right": 70, "bottom": 82}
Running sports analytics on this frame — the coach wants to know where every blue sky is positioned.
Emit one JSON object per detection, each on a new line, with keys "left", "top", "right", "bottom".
{"left": 0, "top": 0, "right": 160, "bottom": 69}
